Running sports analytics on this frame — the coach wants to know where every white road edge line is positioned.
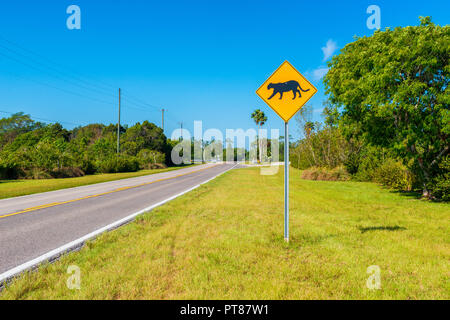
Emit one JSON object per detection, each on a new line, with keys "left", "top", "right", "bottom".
{"left": 0, "top": 163, "right": 237, "bottom": 286}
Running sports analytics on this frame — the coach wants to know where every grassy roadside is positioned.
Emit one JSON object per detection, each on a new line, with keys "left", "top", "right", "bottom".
{"left": 0, "top": 165, "right": 196, "bottom": 200}
{"left": 1, "top": 166, "right": 448, "bottom": 299}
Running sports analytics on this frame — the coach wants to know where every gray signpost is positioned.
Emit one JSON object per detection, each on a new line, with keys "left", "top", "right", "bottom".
{"left": 256, "top": 61, "right": 317, "bottom": 243}
{"left": 284, "top": 122, "right": 289, "bottom": 242}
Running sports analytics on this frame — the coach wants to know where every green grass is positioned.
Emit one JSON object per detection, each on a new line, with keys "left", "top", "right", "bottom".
{"left": 1, "top": 167, "right": 449, "bottom": 299}
{"left": 0, "top": 165, "right": 196, "bottom": 200}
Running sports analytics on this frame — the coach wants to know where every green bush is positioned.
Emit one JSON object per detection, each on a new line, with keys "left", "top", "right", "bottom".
{"left": 350, "top": 145, "right": 391, "bottom": 181}
{"left": 430, "top": 156, "right": 449, "bottom": 201}
{"left": 50, "top": 167, "right": 85, "bottom": 179}
{"left": 137, "top": 149, "right": 165, "bottom": 169}
{"left": 22, "top": 168, "right": 53, "bottom": 180}
{"left": 0, "top": 161, "right": 19, "bottom": 179}
{"left": 291, "top": 128, "right": 351, "bottom": 170}
{"left": 77, "top": 157, "right": 96, "bottom": 175}
{"left": 96, "top": 155, "right": 140, "bottom": 174}
{"left": 373, "top": 159, "right": 414, "bottom": 191}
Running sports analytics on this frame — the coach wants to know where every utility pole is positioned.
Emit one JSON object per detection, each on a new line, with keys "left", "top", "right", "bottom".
{"left": 179, "top": 121, "right": 183, "bottom": 140}
{"left": 117, "top": 88, "right": 121, "bottom": 154}
{"left": 161, "top": 108, "right": 165, "bottom": 132}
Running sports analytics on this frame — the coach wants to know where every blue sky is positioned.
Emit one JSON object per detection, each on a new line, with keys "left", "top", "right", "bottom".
{"left": 0, "top": 0, "right": 448, "bottom": 140}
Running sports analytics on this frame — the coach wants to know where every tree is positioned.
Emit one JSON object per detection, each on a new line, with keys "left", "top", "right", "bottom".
{"left": 304, "top": 122, "right": 315, "bottom": 138}
{"left": 324, "top": 17, "right": 449, "bottom": 198}
{"left": 251, "top": 109, "right": 268, "bottom": 162}
{"left": 122, "top": 121, "right": 167, "bottom": 156}
{"left": 0, "top": 112, "right": 43, "bottom": 148}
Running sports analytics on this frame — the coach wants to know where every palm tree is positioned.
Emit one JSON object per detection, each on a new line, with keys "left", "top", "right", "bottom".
{"left": 304, "top": 121, "right": 315, "bottom": 138}
{"left": 251, "top": 109, "right": 268, "bottom": 163}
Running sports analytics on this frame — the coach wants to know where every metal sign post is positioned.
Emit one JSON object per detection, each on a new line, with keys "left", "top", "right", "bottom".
{"left": 284, "top": 122, "right": 289, "bottom": 242}
{"left": 256, "top": 61, "right": 317, "bottom": 243}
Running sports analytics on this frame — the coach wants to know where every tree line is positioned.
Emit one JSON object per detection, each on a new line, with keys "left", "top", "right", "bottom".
{"left": 290, "top": 17, "right": 448, "bottom": 201}
{"left": 0, "top": 112, "right": 170, "bottom": 179}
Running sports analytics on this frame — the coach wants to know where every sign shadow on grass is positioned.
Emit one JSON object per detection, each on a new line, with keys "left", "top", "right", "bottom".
{"left": 358, "top": 226, "right": 407, "bottom": 234}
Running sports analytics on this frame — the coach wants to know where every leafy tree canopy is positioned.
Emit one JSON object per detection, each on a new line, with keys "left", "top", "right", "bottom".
{"left": 0, "top": 112, "right": 43, "bottom": 147}
{"left": 324, "top": 17, "right": 449, "bottom": 196}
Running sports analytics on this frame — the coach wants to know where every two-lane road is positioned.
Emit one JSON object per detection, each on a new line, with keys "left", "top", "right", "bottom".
{"left": 0, "top": 163, "right": 237, "bottom": 281}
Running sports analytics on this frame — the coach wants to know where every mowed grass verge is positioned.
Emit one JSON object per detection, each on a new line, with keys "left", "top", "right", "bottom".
{"left": 0, "top": 165, "right": 195, "bottom": 200}
{"left": 1, "top": 166, "right": 448, "bottom": 299}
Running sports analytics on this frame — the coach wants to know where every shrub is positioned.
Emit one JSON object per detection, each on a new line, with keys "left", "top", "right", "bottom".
{"left": 330, "top": 166, "right": 351, "bottom": 181}
{"left": 301, "top": 166, "right": 350, "bottom": 181}
{"left": 350, "top": 145, "right": 392, "bottom": 181}
{"left": 0, "top": 161, "right": 20, "bottom": 179}
{"left": 430, "top": 156, "right": 449, "bottom": 201}
{"left": 148, "top": 163, "right": 167, "bottom": 170}
{"left": 96, "top": 155, "right": 140, "bottom": 174}
{"left": 373, "top": 159, "right": 414, "bottom": 191}
{"left": 301, "top": 167, "right": 320, "bottom": 180}
{"left": 50, "top": 167, "right": 85, "bottom": 179}
{"left": 291, "top": 128, "right": 351, "bottom": 170}
{"left": 137, "top": 149, "right": 165, "bottom": 169}
{"left": 21, "top": 168, "right": 53, "bottom": 180}
{"left": 77, "top": 157, "right": 96, "bottom": 175}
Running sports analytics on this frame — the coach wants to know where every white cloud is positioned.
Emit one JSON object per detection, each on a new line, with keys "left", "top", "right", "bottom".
{"left": 312, "top": 67, "right": 329, "bottom": 81}
{"left": 308, "top": 39, "right": 336, "bottom": 82}
{"left": 322, "top": 39, "right": 337, "bottom": 61}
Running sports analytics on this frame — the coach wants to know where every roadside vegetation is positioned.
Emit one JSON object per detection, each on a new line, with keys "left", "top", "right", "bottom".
{"left": 0, "top": 113, "right": 255, "bottom": 183}
{"left": 1, "top": 167, "right": 448, "bottom": 300}
{"left": 290, "top": 17, "right": 449, "bottom": 201}
{"left": 0, "top": 114, "right": 172, "bottom": 180}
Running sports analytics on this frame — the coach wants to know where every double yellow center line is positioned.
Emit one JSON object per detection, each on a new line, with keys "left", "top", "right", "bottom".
{"left": 0, "top": 165, "right": 219, "bottom": 220}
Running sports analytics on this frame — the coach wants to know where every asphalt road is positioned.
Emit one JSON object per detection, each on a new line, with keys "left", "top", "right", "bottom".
{"left": 0, "top": 163, "right": 237, "bottom": 276}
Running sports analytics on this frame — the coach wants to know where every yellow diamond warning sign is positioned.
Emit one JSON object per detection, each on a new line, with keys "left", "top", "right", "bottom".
{"left": 256, "top": 61, "right": 317, "bottom": 122}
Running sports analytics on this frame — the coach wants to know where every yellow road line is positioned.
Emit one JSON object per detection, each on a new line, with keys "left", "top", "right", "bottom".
{"left": 0, "top": 165, "right": 220, "bottom": 220}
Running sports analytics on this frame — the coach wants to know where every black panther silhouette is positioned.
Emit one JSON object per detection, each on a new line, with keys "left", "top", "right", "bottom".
{"left": 267, "top": 80, "right": 310, "bottom": 100}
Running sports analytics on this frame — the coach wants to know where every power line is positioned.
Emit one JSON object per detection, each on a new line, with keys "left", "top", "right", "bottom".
{"left": 0, "top": 34, "right": 117, "bottom": 94}
{"left": 0, "top": 34, "right": 183, "bottom": 127}
{"left": 0, "top": 48, "right": 116, "bottom": 100}
{"left": 121, "top": 93, "right": 161, "bottom": 111}
{"left": 0, "top": 109, "right": 86, "bottom": 127}
{"left": 120, "top": 97, "right": 160, "bottom": 113}
{"left": 4, "top": 70, "right": 117, "bottom": 108}
{"left": 2, "top": 64, "right": 163, "bottom": 118}
{"left": 0, "top": 50, "right": 171, "bottom": 117}
{"left": 0, "top": 35, "right": 173, "bottom": 114}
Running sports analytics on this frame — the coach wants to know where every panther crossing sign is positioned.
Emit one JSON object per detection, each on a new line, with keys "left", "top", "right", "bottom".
{"left": 256, "top": 61, "right": 317, "bottom": 243}
{"left": 256, "top": 61, "right": 317, "bottom": 122}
